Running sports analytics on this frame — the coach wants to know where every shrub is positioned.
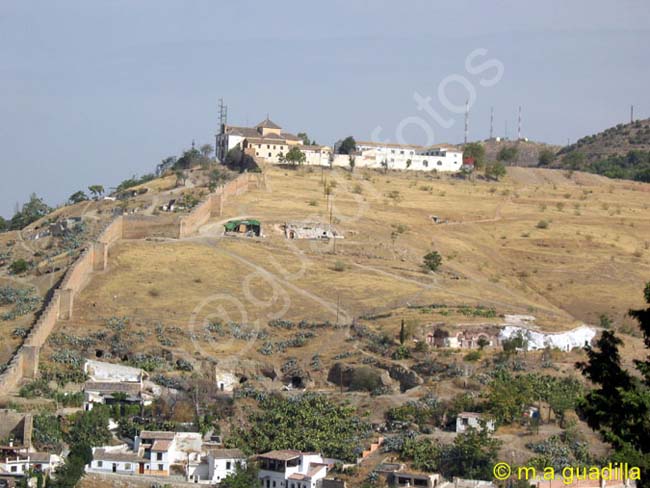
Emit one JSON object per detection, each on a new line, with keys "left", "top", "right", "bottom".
{"left": 333, "top": 260, "right": 346, "bottom": 272}
{"left": 536, "top": 220, "right": 549, "bottom": 229}
{"left": 423, "top": 251, "right": 442, "bottom": 272}
{"left": 9, "top": 259, "right": 29, "bottom": 274}
{"left": 464, "top": 351, "right": 482, "bottom": 362}
{"left": 392, "top": 345, "right": 412, "bottom": 360}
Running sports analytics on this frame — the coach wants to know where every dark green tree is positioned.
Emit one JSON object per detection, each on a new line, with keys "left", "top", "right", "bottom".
{"left": 49, "top": 444, "right": 91, "bottom": 488}
{"left": 576, "top": 282, "right": 650, "bottom": 487}
{"left": 9, "top": 193, "right": 51, "bottom": 230}
{"left": 337, "top": 136, "right": 356, "bottom": 155}
{"left": 200, "top": 143, "right": 214, "bottom": 159}
{"left": 439, "top": 427, "right": 501, "bottom": 479}
{"left": 64, "top": 407, "right": 111, "bottom": 447}
{"left": 423, "top": 251, "right": 442, "bottom": 272}
{"left": 68, "top": 191, "right": 88, "bottom": 204}
{"left": 563, "top": 151, "right": 586, "bottom": 170}
{"left": 9, "top": 259, "right": 30, "bottom": 274}
{"left": 297, "top": 132, "right": 312, "bottom": 146}
{"left": 220, "top": 463, "right": 259, "bottom": 488}
{"left": 538, "top": 149, "right": 556, "bottom": 166}
{"left": 0, "top": 216, "right": 7, "bottom": 232}
{"left": 463, "top": 142, "right": 486, "bottom": 169}
{"left": 285, "top": 146, "right": 306, "bottom": 166}
{"left": 88, "top": 185, "right": 104, "bottom": 200}
{"left": 497, "top": 145, "right": 518, "bottom": 163}
{"left": 485, "top": 161, "right": 507, "bottom": 180}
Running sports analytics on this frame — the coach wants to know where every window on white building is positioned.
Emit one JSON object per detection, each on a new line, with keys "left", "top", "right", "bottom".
{"left": 125, "top": 463, "right": 131, "bottom": 470}
{"left": 156, "top": 453, "right": 163, "bottom": 461}
{"left": 423, "top": 161, "right": 428, "bottom": 167}
{"left": 226, "top": 461, "right": 231, "bottom": 470}
{"left": 98, "top": 461, "right": 103, "bottom": 468}
{"left": 158, "top": 464, "right": 164, "bottom": 471}
{"left": 437, "top": 161, "right": 443, "bottom": 166}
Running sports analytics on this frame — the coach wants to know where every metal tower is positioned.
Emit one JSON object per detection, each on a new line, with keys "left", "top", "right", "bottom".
{"left": 464, "top": 99, "right": 469, "bottom": 144}
{"left": 490, "top": 106, "right": 494, "bottom": 139}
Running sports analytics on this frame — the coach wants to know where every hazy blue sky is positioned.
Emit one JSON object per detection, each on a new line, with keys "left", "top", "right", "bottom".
{"left": 1, "top": 1, "right": 649, "bottom": 217}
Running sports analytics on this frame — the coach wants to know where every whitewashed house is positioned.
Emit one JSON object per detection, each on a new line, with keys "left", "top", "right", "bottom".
{"left": 207, "top": 449, "right": 246, "bottom": 484}
{"left": 83, "top": 359, "right": 159, "bottom": 411}
{"left": 456, "top": 413, "right": 495, "bottom": 434}
{"left": 332, "top": 141, "right": 463, "bottom": 173}
{"left": 88, "top": 445, "right": 144, "bottom": 475}
{"left": 258, "top": 450, "right": 330, "bottom": 488}
{"left": 0, "top": 446, "right": 63, "bottom": 478}
{"left": 89, "top": 431, "right": 206, "bottom": 482}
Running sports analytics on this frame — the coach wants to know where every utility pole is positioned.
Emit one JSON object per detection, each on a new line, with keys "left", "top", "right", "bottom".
{"left": 336, "top": 294, "right": 340, "bottom": 325}
{"left": 631, "top": 105, "right": 634, "bottom": 124}
{"left": 517, "top": 106, "right": 522, "bottom": 140}
{"left": 329, "top": 196, "right": 333, "bottom": 225}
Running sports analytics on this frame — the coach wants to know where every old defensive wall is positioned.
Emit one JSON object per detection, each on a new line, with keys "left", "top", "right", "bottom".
{"left": 0, "top": 172, "right": 264, "bottom": 395}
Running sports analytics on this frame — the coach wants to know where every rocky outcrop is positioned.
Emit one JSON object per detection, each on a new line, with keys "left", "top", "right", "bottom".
{"left": 374, "top": 362, "right": 423, "bottom": 392}
{"left": 327, "top": 363, "right": 394, "bottom": 392}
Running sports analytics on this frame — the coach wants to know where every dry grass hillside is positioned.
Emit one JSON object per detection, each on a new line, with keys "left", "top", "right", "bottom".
{"left": 38, "top": 165, "right": 650, "bottom": 385}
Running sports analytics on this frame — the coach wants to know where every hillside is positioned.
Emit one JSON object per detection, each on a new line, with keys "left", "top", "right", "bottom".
{"left": 34, "top": 166, "right": 650, "bottom": 389}
{"left": 480, "top": 139, "right": 561, "bottom": 167}
{"left": 554, "top": 118, "right": 650, "bottom": 181}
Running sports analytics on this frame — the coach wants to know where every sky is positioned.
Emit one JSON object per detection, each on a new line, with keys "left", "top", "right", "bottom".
{"left": 1, "top": 0, "right": 650, "bottom": 217}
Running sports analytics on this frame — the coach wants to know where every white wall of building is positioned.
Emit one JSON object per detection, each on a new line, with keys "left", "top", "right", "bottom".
{"left": 89, "top": 458, "right": 139, "bottom": 475}
{"left": 208, "top": 456, "right": 245, "bottom": 483}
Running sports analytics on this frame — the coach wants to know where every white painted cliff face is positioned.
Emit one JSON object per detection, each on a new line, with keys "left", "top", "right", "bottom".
{"left": 499, "top": 325, "right": 597, "bottom": 351}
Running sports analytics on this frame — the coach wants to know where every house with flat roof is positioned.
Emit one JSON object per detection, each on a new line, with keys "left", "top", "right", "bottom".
{"left": 88, "top": 431, "right": 243, "bottom": 484}
{"left": 455, "top": 412, "right": 495, "bottom": 434}
{"left": 332, "top": 141, "right": 463, "bottom": 173}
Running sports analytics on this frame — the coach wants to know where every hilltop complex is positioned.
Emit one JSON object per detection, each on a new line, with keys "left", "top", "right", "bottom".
{"left": 215, "top": 117, "right": 464, "bottom": 172}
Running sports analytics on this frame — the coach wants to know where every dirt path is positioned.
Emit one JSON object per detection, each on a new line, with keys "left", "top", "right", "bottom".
{"left": 201, "top": 241, "right": 354, "bottom": 324}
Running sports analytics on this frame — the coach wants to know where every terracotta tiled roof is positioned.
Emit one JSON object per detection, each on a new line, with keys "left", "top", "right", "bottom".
{"left": 140, "top": 431, "right": 176, "bottom": 440}
{"left": 93, "top": 449, "right": 146, "bottom": 463}
{"left": 151, "top": 439, "right": 173, "bottom": 451}
{"left": 256, "top": 118, "right": 282, "bottom": 129}
{"left": 258, "top": 450, "right": 302, "bottom": 461}
{"left": 209, "top": 448, "right": 246, "bottom": 459}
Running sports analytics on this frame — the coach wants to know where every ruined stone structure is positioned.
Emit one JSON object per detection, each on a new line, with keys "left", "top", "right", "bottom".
{"left": 0, "top": 172, "right": 264, "bottom": 396}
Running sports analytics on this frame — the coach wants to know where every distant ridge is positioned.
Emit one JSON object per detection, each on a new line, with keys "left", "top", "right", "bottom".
{"left": 554, "top": 118, "right": 650, "bottom": 182}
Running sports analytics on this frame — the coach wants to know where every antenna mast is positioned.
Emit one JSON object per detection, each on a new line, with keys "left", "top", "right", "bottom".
{"left": 464, "top": 99, "right": 469, "bottom": 144}
{"left": 490, "top": 106, "right": 494, "bottom": 139}
{"left": 517, "top": 106, "right": 522, "bottom": 140}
